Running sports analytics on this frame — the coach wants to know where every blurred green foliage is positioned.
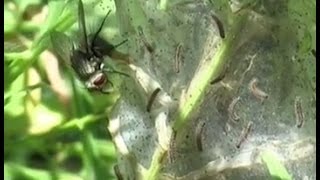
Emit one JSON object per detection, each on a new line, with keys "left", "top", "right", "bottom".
{"left": 4, "top": 0, "right": 315, "bottom": 179}
{"left": 4, "top": 0, "right": 121, "bottom": 179}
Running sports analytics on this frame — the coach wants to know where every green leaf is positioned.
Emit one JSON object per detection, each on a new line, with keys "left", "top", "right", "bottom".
{"left": 14, "top": 0, "right": 42, "bottom": 13}
{"left": 261, "top": 151, "right": 292, "bottom": 180}
{"left": 4, "top": 5, "right": 18, "bottom": 34}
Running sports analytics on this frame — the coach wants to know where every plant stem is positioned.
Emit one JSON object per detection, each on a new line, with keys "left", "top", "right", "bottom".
{"left": 173, "top": 13, "right": 248, "bottom": 132}
{"left": 145, "top": 12, "right": 249, "bottom": 180}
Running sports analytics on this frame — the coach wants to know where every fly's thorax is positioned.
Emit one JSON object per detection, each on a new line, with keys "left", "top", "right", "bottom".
{"left": 70, "top": 49, "right": 104, "bottom": 80}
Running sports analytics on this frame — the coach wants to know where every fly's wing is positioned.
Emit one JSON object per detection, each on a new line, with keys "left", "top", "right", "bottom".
{"left": 50, "top": 30, "right": 73, "bottom": 66}
{"left": 90, "top": 36, "right": 130, "bottom": 63}
{"left": 78, "top": 0, "right": 90, "bottom": 54}
{"left": 88, "top": 10, "right": 127, "bottom": 59}
{"left": 89, "top": 10, "right": 114, "bottom": 57}
{"left": 90, "top": 35, "right": 115, "bottom": 58}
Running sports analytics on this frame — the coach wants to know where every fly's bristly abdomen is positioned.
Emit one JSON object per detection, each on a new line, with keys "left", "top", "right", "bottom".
{"left": 70, "top": 49, "right": 102, "bottom": 80}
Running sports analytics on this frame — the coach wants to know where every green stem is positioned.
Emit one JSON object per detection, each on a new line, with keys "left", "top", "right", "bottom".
{"left": 145, "top": 147, "right": 166, "bottom": 180}
{"left": 158, "top": 0, "right": 168, "bottom": 10}
{"left": 82, "top": 130, "right": 111, "bottom": 180}
{"left": 173, "top": 13, "right": 248, "bottom": 132}
{"left": 145, "top": 12, "right": 249, "bottom": 180}
{"left": 60, "top": 113, "right": 108, "bottom": 130}
{"left": 4, "top": 3, "right": 76, "bottom": 82}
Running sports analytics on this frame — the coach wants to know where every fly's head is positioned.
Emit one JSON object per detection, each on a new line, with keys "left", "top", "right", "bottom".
{"left": 85, "top": 69, "right": 108, "bottom": 91}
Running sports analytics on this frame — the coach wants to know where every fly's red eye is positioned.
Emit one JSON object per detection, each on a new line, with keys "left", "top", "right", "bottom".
{"left": 93, "top": 74, "right": 106, "bottom": 87}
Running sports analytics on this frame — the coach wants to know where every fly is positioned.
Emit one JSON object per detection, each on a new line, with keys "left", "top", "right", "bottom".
{"left": 50, "top": 0, "right": 129, "bottom": 93}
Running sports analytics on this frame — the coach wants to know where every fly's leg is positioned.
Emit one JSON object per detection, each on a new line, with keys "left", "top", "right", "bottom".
{"left": 101, "top": 81, "right": 114, "bottom": 94}
{"left": 100, "top": 66, "right": 130, "bottom": 94}
{"left": 109, "top": 50, "right": 131, "bottom": 64}
{"left": 103, "top": 67, "right": 130, "bottom": 77}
